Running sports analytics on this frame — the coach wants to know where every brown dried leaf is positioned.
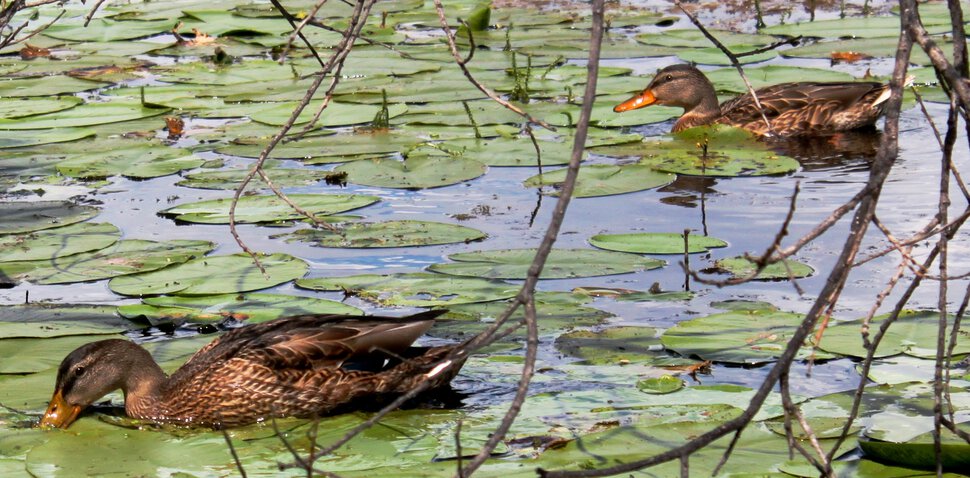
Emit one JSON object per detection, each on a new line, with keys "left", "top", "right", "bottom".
{"left": 19, "top": 44, "right": 51, "bottom": 60}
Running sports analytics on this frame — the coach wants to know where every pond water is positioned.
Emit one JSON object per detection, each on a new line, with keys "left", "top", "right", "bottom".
{"left": 1, "top": 0, "right": 968, "bottom": 476}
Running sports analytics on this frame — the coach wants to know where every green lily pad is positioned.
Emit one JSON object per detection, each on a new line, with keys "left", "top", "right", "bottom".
{"left": 637, "top": 375, "right": 685, "bottom": 394}
{"left": 704, "top": 66, "right": 857, "bottom": 95}
{"left": 55, "top": 141, "right": 205, "bottom": 179}
{"left": 572, "top": 286, "right": 694, "bottom": 302}
{"left": 661, "top": 308, "right": 833, "bottom": 365}
{"left": 713, "top": 256, "right": 815, "bottom": 280}
{"left": 782, "top": 36, "right": 956, "bottom": 66}
{"left": 0, "top": 97, "right": 82, "bottom": 119}
{"left": 641, "top": 126, "right": 798, "bottom": 176}
{"left": 819, "top": 310, "right": 970, "bottom": 359}
{"left": 118, "top": 292, "right": 362, "bottom": 326}
{"left": 109, "top": 253, "right": 308, "bottom": 296}
{"left": 589, "top": 232, "right": 728, "bottom": 254}
{"left": 180, "top": 9, "right": 293, "bottom": 36}
{"left": 636, "top": 29, "right": 777, "bottom": 49}
{"left": 216, "top": 130, "right": 421, "bottom": 162}
{"left": 335, "top": 155, "right": 486, "bottom": 189}
{"left": 762, "top": 14, "right": 955, "bottom": 39}
{"left": 860, "top": 435, "right": 970, "bottom": 472}
{"left": 436, "top": 136, "right": 585, "bottom": 167}
{"left": 865, "top": 355, "right": 969, "bottom": 385}
{"left": 0, "top": 335, "right": 115, "bottom": 374}
{"left": 429, "top": 299, "right": 612, "bottom": 341}
{"left": 160, "top": 194, "right": 380, "bottom": 225}
{"left": 0, "top": 101, "right": 169, "bottom": 130}
{"left": 296, "top": 272, "right": 518, "bottom": 307}
{"left": 0, "top": 303, "right": 128, "bottom": 341}
{"left": 523, "top": 164, "right": 675, "bottom": 198}
{"left": 0, "top": 222, "right": 120, "bottom": 262}
{"left": 43, "top": 18, "right": 173, "bottom": 42}
{"left": 285, "top": 220, "right": 486, "bottom": 248}
{"left": 0, "top": 239, "right": 215, "bottom": 285}
{"left": 250, "top": 101, "right": 408, "bottom": 127}
{"left": 555, "top": 327, "right": 691, "bottom": 366}
{"left": 428, "top": 248, "right": 665, "bottom": 279}
{"left": 0, "top": 76, "right": 107, "bottom": 97}
{"left": 680, "top": 47, "right": 777, "bottom": 65}
{"left": 176, "top": 167, "right": 344, "bottom": 190}
{"left": 0, "top": 127, "right": 96, "bottom": 149}
{"left": 0, "top": 201, "right": 99, "bottom": 235}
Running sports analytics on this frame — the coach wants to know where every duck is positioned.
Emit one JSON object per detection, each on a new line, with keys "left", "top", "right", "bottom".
{"left": 613, "top": 64, "right": 892, "bottom": 137}
{"left": 39, "top": 309, "right": 464, "bottom": 429}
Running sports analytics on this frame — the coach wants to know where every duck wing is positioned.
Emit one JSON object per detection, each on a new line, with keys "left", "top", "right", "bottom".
{"left": 719, "top": 82, "right": 886, "bottom": 135}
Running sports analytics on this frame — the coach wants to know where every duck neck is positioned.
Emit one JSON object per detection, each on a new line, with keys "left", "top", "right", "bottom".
{"left": 119, "top": 345, "right": 169, "bottom": 420}
{"left": 673, "top": 81, "right": 721, "bottom": 132}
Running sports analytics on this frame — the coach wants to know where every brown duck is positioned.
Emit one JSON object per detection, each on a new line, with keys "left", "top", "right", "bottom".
{"left": 39, "top": 310, "right": 464, "bottom": 428}
{"left": 614, "top": 64, "right": 892, "bottom": 136}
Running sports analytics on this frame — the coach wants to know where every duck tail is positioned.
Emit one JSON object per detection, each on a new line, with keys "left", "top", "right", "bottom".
{"left": 873, "top": 75, "right": 916, "bottom": 107}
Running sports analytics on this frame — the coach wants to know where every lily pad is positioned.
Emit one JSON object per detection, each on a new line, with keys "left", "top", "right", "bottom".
{"left": 216, "top": 130, "right": 421, "bottom": 162}
{"left": 0, "top": 127, "right": 96, "bottom": 149}
{"left": 713, "top": 256, "right": 815, "bottom": 280}
{"left": 0, "top": 239, "right": 215, "bottom": 285}
{"left": 55, "top": 141, "right": 205, "bottom": 179}
{"left": 0, "top": 76, "right": 107, "bottom": 97}
{"left": 637, "top": 375, "right": 685, "bottom": 394}
{"left": 428, "top": 248, "right": 665, "bottom": 279}
{"left": 661, "top": 308, "right": 833, "bottom": 365}
{"left": 429, "top": 299, "right": 612, "bottom": 341}
{"left": 296, "top": 272, "right": 518, "bottom": 307}
{"left": 762, "top": 14, "right": 955, "bottom": 39}
{"left": 250, "top": 101, "right": 408, "bottom": 127}
{"left": 636, "top": 29, "right": 777, "bottom": 49}
{"left": 523, "top": 164, "right": 675, "bottom": 198}
{"left": 0, "top": 201, "right": 99, "bottom": 235}
{"left": 0, "top": 222, "right": 120, "bottom": 263}
{"left": 555, "top": 327, "right": 690, "bottom": 366}
{"left": 818, "top": 310, "right": 970, "bottom": 359}
{"left": 334, "top": 156, "right": 486, "bottom": 189}
{"left": 160, "top": 194, "right": 380, "bottom": 225}
{"left": 43, "top": 18, "right": 173, "bottom": 42}
{"left": 0, "top": 303, "right": 128, "bottom": 341}
{"left": 285, "top": 220, "right": 486, "bottom": 248}
{"left": 118, "top": 292, "right": 362, "bottom": 326}
{"left": 590, "top": 232, "right": 728, "bottom": 254}
{"left": 0, "top": 336, "right": 115, "bottom": 374}
{"left": 436, "top": 136, "right": 585, "bottom": 167}
{"left": 0, "top": 97, "right": 82, "bottom": 119}
{"left": 176, "top": 167, "right": 344, "bottom": 190}
{"left": 0, "top": 101, "right": 169, "bottom": 130}
{"left": 109, "top": 253, "right": 308, "bottom": 296}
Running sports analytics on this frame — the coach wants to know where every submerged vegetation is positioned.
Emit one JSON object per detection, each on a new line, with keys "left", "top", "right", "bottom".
{"left": 0, "top": 0, "right": 968, "bottom": 476}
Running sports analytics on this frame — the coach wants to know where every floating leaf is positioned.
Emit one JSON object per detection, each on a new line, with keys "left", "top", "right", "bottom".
{"left": 572, "top": 286, "right": 694, "bottom": 302}
{"left": 713, "top": 256, "right": 815, "bottom": 280}
{"left": 0, "top": 101, "right": 169, "bottom": 130}
{"left": 555, "top": 327, "right": 691, "bottom": 366}
{"left": 590, "top": 232, "right": 727, "bottom": 254}
{"left": 819, "top": 310, "right": 970, "bottom": 359}
{"left": 0, "top": 76, "right": 107, "bottom": 97}
{"left": 0, "top": 201, "right": 99, "bottom": 235}
{"left": 335, "top": 156, "right": 486, "bottom": 189}
{"left": 0, "top": 303, "right": 127, "bottom": 341}
{"left": 109, "top": 253, "right": 308, "bottom": 296}
{"left": 0, "top": 222, "right": 120, "bottom": 262}
{"left": 0, "top": 127, "right": 96, "bottom": 149}
{"left": 661, "top": 308, "right": 833, "bottom": 365}
{"left": 636, "top": 29, "right": 777, "bottom": 49}
{"left": 637, "top": 375, "right": 685, "bottom": 394}
{"left": 704, "top": 66, "right": 856, "bottom": 94}
{"left": 118, "top": 293, "right": 362, "bottom": 326}
{"left": 762, "top": 15, "right": 954, "bottom": 39}
{"left": 250, "top": 101, "right": 408, "bottom": 127}
{"left": 160, "top": 194, "right": 379, "bottom": 224}
{"left": 0, "top": 97, "right": 81, "bottom": 119}
{"left": 285, "top": 220, "right": 486, "bottom": 248}
{"left": 430, "top": 299, "right": 612, "bottom": 341}
{"left": 296, "top": 272, "right": 518, "bottom": 307}
{"left": 55, "top": 141, "right": 205, "bottom": 179}
{"left": 428, "top": 248, "right": 664, "bottom": 279}
{"left": 0, "top": 239, "right": 214, "bottom": 285}
{"left": 43, "top": 19, "right": 173, "bottom": 41}
{"left": 176, "top": 167, "right": 343, "bottom": 190}
{"left": 217, "top": 130, "right": 420, "bottom": 162}
{"left": 860, "top": 436, "right": 970, "bottom": 471}
{"left": 523, "top": 164, "right": 675, "bottom": 198}
{"left": 437, "top": 136, "right": 584, "bottom": 167}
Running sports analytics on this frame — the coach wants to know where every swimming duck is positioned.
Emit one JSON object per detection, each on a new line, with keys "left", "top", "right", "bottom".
{"left": 39, "top": 310, "right": 463, "bottom": 429}
{"left": 613, "top": 64, "right": 892, "bottom": 136}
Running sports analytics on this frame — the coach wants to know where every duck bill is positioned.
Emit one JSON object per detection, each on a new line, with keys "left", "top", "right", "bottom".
{"left": 39, "top": 390, "right": 82, "bottom": 429}
{"left": 613, "top": 89, "right": 657, "bottom": 112}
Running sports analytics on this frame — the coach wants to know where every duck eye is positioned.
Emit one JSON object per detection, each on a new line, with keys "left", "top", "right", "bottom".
{"left": 665, "top": 74, "right": 672, "bottom": 81}
{"left": 74, "top": 366, "right": 85, "bottom": 377}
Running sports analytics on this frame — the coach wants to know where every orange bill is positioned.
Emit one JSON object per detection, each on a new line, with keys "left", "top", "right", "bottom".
{"left": 613, "top": 89, "right": 657, "bottom": 112}
{"left": 38, "top": 390, "right": 82, "bottom": 429}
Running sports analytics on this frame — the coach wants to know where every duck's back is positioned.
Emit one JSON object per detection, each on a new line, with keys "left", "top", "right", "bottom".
{"left": 717, "top": 81, "right": 889, "bottom": 136}
{"left": 147, "top": 311, "right": 456, "bottom": 426}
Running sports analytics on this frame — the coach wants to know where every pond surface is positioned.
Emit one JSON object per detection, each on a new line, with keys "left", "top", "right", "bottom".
{"left": 1, "top": 0, "right": 968, "bottom": 476}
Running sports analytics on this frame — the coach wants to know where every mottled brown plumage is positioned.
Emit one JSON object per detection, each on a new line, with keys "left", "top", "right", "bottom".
{"left": 39, "top": 310, "right": 464, "bottom": 428}
{"left": 614, "top": 64, "right": 891, "bottom": 137}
